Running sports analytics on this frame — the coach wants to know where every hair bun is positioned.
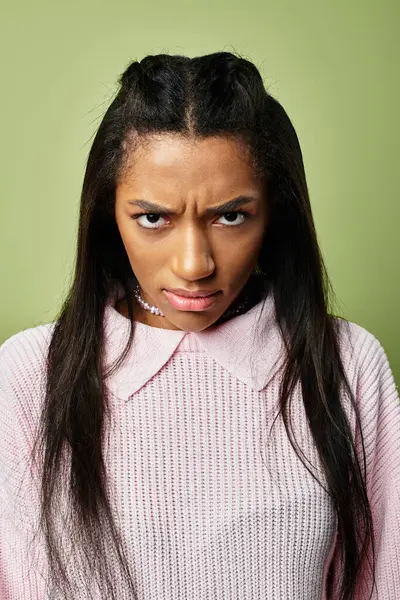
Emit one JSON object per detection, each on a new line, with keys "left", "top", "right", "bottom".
{"left": 119, "top": 61, "right": 143, "bottom": 89}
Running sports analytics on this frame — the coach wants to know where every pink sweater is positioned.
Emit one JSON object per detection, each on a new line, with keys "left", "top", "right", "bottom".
{"left": 0, "top": 289, "right": 399, "bottom": 599}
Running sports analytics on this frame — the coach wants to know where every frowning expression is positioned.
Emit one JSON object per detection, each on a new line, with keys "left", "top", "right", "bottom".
{"left": 114, "top": 133, "right": 269, "bottom": 331}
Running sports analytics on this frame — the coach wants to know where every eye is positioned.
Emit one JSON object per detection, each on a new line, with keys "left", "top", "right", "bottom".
{"left": 132, "top": 213, "right": 168, "bottom": 229}
{"left": 131, "top": 211, "right": 251, "bottom": 230}
{"left": 216, "top": 212, "right": 249, "bottom": 226}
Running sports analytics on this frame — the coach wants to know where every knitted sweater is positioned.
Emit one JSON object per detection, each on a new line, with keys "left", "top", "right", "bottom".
{"left": 0, "top": 288, "right": 399, "bottom": 599}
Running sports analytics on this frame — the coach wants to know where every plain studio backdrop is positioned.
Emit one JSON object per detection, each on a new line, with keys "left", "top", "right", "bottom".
{"left": 0, "top": 0, "right": 399, "bottom": 384}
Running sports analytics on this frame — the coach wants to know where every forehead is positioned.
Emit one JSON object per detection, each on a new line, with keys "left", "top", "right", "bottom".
{"left": 118, "top": 134, "right": 260, "bottom": 195}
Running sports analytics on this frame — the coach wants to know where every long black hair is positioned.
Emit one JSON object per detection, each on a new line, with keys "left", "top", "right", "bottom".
{"left": 31, "top": 51, "right": 375, "bottom": 599}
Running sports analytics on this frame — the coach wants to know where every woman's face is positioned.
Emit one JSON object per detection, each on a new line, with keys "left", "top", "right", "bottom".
{"left": 115, "top": 133, "right": 269, "bottom": 331}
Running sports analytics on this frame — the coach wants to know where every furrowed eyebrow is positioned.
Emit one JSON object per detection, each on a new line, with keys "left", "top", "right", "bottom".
{"left": 128, "top": 195, "right": 258, "bottom": 216}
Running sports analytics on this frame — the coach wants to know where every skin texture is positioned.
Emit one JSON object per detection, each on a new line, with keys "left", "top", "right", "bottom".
{"left": 114, "top": 133, "right": 269, "bottom": 332}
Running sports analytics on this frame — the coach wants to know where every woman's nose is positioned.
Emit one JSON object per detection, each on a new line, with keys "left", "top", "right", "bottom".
{"left": 170, "top": 230, "right": 216, "bottom": 281}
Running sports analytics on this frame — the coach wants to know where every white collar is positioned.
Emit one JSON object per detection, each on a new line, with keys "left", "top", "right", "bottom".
{"left": 102, "top": 284, "right": 286, "bottom": 401}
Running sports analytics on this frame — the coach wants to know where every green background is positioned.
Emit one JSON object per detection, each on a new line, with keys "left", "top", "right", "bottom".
{"left": 1, "top": 0, "right": 399, "bottom": 384}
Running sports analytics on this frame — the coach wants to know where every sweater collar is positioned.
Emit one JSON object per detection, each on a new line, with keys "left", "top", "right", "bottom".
{"left": 103, "top": 283, "right": 286, "bottom": 401}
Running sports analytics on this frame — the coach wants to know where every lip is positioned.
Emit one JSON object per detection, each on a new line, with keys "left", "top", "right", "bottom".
{"left": 165, "top": 288, "right": 220, "bottom": 298}
{"left": 163, "top": 289, "right": 221, "bottom": 311}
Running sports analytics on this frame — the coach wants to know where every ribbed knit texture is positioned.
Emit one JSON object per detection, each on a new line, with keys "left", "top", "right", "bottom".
{"left": 0, "top": 290, "right": 399, "bottom": 599}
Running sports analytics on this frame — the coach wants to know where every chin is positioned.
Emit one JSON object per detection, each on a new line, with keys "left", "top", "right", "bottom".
{"left": 176, "top": 314, "right": 222, "bottom": 332}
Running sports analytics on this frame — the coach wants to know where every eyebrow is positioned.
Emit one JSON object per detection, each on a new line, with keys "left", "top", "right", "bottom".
{"left": 127, "top": 195, "right": 259, "bottom": 216}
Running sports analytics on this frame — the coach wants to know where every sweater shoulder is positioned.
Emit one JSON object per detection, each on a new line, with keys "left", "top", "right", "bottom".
{"left": 0, "top": 321, "right": 55, "bottom": 398}
{"left": 332, "top": 314, "right": 385, "bottom": 370}
{"left": 331, "top": 315, "right": 398, "bottom": 414}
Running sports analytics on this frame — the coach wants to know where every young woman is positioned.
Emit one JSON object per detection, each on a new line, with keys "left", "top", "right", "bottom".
{"left": 0, "top": 51, "right": 399, "bottom": 600}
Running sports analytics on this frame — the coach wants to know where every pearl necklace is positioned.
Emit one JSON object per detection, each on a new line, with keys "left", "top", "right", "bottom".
{"left": 133, "top": 285, "right": 165, "bottom": 316}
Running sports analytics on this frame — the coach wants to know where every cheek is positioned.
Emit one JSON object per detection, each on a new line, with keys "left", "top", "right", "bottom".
{"left": 119, "top": 232, "right": 164, "bottom": 272}
{"left": 235, "top": 229, "right": 264, "bottom": 261}
{"left": 116, "top": 222, "right": 141, "bottom": 266}
{"left": 118, "top": 228, "right": 135, "bottom": 261}
{"left": 215, "top": 235, "right": 262, "bottom": 279}
{"left": 223, "top": 230, "right": 264, "bottom": 262}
